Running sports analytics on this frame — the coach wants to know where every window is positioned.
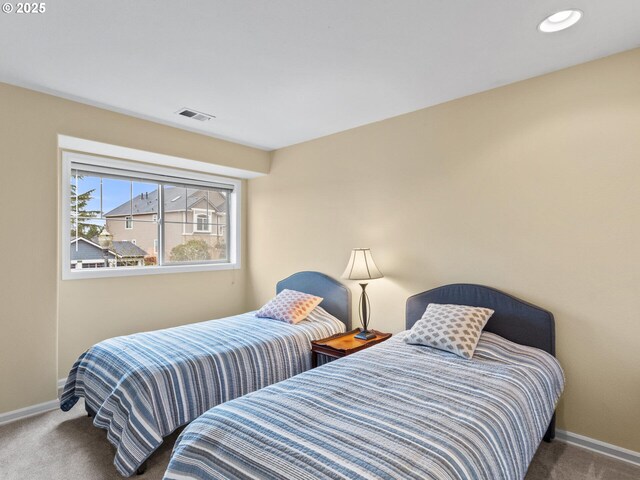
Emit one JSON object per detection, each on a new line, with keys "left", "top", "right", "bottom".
{"left": 63, "top": 152, "right": 240, "bottom": 279}
{"left": 194, "top": 213, "right": 211, "bottom": 233}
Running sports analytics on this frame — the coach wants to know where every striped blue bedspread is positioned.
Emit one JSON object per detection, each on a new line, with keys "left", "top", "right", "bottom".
{"left": 164, "top": 331, "right": 564, "bottom": 480}
{"left": 59, "top": 307, "right": 344, "bottom": 477}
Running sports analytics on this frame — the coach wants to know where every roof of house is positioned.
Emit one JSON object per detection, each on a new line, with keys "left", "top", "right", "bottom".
{"left": 71, "top": 237, "right": 116, "bottom": 261}
{"left": 105, "top": 186, "right": 226, "bottom": 217}
{"left": 112, "top": 241, "right": 148, "bottom": 258}
{"left": 72, "top": 237, "right": 148, "bottom": 260}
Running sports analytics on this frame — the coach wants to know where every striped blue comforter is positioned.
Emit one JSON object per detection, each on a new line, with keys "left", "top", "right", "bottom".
{"left": 59, "top": 307, "right": 344, "bottom": 477}
{"left": 164, "top": 331, "right": 564, "bottom": 480}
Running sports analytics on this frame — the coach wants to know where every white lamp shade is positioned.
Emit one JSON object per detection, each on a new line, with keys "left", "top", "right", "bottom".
{"left": 342, "top": 248, "right": 383, "bottom": 281}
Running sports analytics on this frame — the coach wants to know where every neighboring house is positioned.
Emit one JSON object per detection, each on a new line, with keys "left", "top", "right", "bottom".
{"left": 70, "top": 237, "right": 148, "bottom": 269}
{"left": 104, "top": 186, "right": 227, "bottom": 262}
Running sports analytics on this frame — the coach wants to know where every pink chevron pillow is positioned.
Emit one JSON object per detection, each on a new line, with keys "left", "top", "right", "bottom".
{"left": 256, "top": 289, "right": 323, "bottom": 324}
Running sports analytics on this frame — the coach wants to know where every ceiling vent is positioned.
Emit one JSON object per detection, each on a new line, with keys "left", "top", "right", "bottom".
{"left": 176, "top": 108, "right": 215, "bottom": 122}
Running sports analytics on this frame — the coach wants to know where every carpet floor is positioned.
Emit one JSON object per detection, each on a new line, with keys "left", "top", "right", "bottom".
{"left": 1, "top": 401, "right": 639, "bottom": 479}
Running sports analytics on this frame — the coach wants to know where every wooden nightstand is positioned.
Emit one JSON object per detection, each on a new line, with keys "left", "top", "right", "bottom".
{"left": 311, "top": 329, "right": 392, "bottom": 367}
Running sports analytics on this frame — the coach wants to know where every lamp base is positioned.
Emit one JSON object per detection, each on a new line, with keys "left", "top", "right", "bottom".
{"left": 355, "top": 330, "right": 376, "bottom": 340}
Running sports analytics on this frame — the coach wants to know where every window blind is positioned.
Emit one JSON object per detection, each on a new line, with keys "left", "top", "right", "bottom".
{"left": 71, "top": 162, "right": 235, "bottom": 192}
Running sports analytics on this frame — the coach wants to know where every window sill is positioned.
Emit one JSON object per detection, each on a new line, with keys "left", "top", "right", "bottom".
{"left": 62, "top": 262, "right": 240, "bottom": 280}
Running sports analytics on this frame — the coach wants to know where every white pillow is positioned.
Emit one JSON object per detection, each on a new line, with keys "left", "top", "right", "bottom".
{"left": 404, "top": 303, "right": 494, "bottom": 359}
{"left": 256, "top": 289, "right": 323, "bottom": 324}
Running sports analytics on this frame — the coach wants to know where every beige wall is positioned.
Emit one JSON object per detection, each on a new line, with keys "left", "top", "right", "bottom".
{"left": 0, "top": 82, "right": 270, "bottom": 413}
{"left": 248, "top": 49, "right": 640, "bottom": 451}
{"left": 57, "top": 269, "right": 246, "bottom": 375}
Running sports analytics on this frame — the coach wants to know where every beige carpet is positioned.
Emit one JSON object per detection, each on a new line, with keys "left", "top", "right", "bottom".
{"left": 1, "top": 402, "right": 639, "bottom": 479}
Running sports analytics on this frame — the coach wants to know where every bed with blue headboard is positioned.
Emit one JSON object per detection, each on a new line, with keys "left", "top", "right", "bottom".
{"left": 407, "top": 283, "right": 557, "bottom": 441}
{"left": 59, "top": 271, "right": 350, "bottom": 477}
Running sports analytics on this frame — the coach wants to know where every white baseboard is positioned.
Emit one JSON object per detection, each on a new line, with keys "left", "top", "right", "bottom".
{"left": 556, "top": 429, "right": 640, "bottom": 466}
{"left": 0, "top": 400, "right": 59, "bottom": 427}
{"left": 0, "top": 378, "right": 67, "bottom": 427}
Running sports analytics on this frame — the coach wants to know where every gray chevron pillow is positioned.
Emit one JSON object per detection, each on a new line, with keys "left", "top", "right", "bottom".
{"left": 404, "top": 303, "right": 494, "bottom": 359}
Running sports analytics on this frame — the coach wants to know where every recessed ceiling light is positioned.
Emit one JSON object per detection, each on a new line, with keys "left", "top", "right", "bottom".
{"left": 538, "top": 9, "right": 583, "bottom": 33}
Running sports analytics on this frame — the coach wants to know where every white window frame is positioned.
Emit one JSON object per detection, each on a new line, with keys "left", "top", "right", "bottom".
{"left": 192, "top": 208, "right": 214, "bottom": 234}
{"left": 125, "top": 216, "right": 133, "bottom": 229}
{"left": 194, "top": 212, "right": 212, "bottom": 233}
{"left": 61, "top": 151, "right": 242, "bottom": 280}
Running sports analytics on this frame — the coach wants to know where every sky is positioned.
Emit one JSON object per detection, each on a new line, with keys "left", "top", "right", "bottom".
{"left": 73, "top": 175, "right": 161, "bottom": 230}
{"left": 75, "top": 175, "right": 157, "bottom": 216}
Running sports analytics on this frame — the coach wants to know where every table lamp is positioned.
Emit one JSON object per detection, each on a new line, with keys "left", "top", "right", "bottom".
{"left": 342, "top": 248, "right": 384, "bottom": 340}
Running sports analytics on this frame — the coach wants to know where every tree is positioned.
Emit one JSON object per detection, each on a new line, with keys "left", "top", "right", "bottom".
{"left": 71, "top": 181, "right": 101, "bottom": 240}
{"left": 169, "top": 239, "right": 212, "bottom": 262}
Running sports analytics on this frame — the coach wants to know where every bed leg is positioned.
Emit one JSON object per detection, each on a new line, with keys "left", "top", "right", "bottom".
{"left": 136, "top": 461, "right": 148, "bottom": 475}
{"left": 543, "top": 413, "right": 556, "bottom": 443}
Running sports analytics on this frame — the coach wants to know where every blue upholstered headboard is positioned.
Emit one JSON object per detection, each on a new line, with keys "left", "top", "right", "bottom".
{"left": 277, "top": 271, "right": 351, "bottom": 330}
{"left": 406, "top": 283, "right": 557, "bottom": 442}
{"left": 406, "top": 284, "right": 555, "bottom": 356}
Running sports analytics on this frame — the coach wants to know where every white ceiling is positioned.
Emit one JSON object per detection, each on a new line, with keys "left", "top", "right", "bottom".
{"left": 1, "top": 1, "right": 639, "bottom": 150}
